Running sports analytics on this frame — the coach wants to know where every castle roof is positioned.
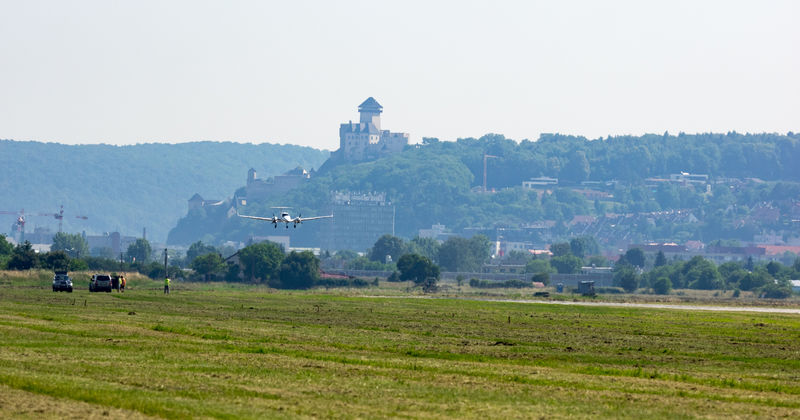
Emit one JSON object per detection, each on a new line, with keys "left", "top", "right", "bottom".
{"left": 340, "top": 122, "right": 380, "bottom": 135}
{"left": 358, "top": 97, "right": 382, "bottom": 113}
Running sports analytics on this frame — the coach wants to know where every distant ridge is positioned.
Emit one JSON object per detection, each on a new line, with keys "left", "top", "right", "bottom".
{"left": 0, "top": 140, "right": 329, "bottom": 242}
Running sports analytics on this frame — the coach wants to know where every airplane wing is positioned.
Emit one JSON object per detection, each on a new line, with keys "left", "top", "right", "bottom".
{"left": 297, "top": 215, "right": 333, "bottom": 222}
{"left": 237, "top": 212, "right": 277, "bottom": 222}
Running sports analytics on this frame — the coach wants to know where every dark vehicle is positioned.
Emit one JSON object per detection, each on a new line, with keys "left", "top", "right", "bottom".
{"left": 52, "top": 270, "right": 73, "bottom": 292}
{"left": 89, "top": 274, "right": 113, "bottom": 292}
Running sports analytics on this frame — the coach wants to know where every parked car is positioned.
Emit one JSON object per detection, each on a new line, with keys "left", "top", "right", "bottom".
{"left": 89, "top": 274, "right": 113, "bottom": 292}
{"left": 52, "top": 270, "right": 73, "bottom": 292}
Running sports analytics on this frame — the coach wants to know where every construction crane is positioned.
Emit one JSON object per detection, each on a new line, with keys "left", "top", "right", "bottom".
{"left": 0, "top": 205, "right": 88, "bottom": 237}
{"left": 38, "top": 205, "right": 89, "bottom": 232}
{"left": 483, "top": 153, "right": 498, "bottom": 193}
{"left": 0, "top": 209, "right": 27, "bottom": 241}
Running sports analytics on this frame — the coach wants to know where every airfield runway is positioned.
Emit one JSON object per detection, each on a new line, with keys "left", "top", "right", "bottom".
{"left": 375, "top": 296, "right": 800, "bottom": 314}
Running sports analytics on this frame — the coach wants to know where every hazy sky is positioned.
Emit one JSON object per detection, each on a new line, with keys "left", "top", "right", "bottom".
{"left": 1, "top": 1, "right": 797, "bottom": 150}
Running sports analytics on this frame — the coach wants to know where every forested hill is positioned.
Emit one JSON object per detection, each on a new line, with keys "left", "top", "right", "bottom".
{"left": 170, "top": 131, "right": 800, "bottom": 247}
{"left": 426, "top": 131, "right": 800, "bottom": 186}
{"left": 0, "top": 140, "right": 329, "bottom": 241}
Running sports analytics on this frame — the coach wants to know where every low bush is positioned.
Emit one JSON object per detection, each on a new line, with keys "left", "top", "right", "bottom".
{"left": 469, "top": 278, "right": 528, "bottom": 289}
{"left": 595, "top": 287, "right": 625, "bottom": 294}
{"left": 316, "top": 278, "right": 372, "bottom": 288}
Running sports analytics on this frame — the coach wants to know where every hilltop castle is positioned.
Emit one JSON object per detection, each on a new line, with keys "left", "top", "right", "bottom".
{"left": 334, "top": 97, "right": 409, "bottom": 162}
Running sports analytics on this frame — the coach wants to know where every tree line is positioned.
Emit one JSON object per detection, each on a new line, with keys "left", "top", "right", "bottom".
{"left": 5, "top": 231, "right": 794, "bottom": 298}
{"left": 168, "top": 131, "right": 800, "bottom": 246}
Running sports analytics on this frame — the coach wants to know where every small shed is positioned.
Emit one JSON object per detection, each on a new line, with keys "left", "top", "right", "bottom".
{"left": 578, "top": 280, "right": 595, "bottom": 296}
{"left": 791, "top": 280, "right": 800, "bottom": 293}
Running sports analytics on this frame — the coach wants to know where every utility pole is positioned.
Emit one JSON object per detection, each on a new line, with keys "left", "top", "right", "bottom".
{"left": 163, "top": 248, "right": 168, "bottom": 278}
{"left": 483, "top": 154, "right": 498, "bottom": 193}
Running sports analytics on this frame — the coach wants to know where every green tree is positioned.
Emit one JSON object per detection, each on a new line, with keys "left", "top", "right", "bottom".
{"left": 503, "top": 250, "right": 532, "bottom": 265}
{"left": 224, "top": 263, "right": 241, "bottom": 282}
{"left": 559, "top": 151, "right": 590, "bottom": 183}
{"left": 717, "top": 261, "right": 741, "bottom": 280}
{"left": 724, "top": 269, "right": 750, "bottom": 289}
{"left": 744, "top": 256, "right": 755, "bottom": 271}
{"left": 187, "top": 241, "right": 218, "bottom": 265}
{"left": 569, "top": 235, "right": 599, "bottom": 258}
{"left": 238, "top": 241, "right": 284, "bottom": 283}
{"left": 765, "top": 261, "right": 783, "bottom": 278}
{"left": 397, "top": 253, "right": 440, "bottom": 287}
{"left": 438, "top": 235, "right": 490, "bottom": 272}
{"left": 467, "top": 235, "right": 492, "bottom": 267}
{"left": 550, "top": 255, "right": 583, "bottom": 274}
{"left": 643, "top": 264, "right": 680, "bottom": 289}
{"left": 191, "top": 253, "right": 225, "bottom": 281}
{"left": 368, "top": 234, "right": 406, "bottom": 263}
{"left": 7, "top": 241, "right": 39, "bottom": 270}
{"left": 655, "top": 184, "right": 680, "bottom": 209}
{"left": 682, "top": 256, "right": 722, "bottom": 290}
{"left": 69, "top": 258, "right": 89, "bottom": 271}
{"left": 654, "top": 251, "right": 667, "bottom": 267}
{"left": 759, "top": 281, "right": 792, "bottom": 299}
{"left": 525, "top": 258, "right": 555, "bottom": 274}
{"left": 407, "top": 237, "right": 441, "bottom": 262}
{"left": 549, "top": 242, "right": 572, "bottom": 257}
{"left": 615, "top": 266, "right": 639, "bottom": 293}
{"left": 127, "top": 238, "right": 152, "bottom": 263}
{"left": 43, "top": 251, "right": 70, "bottom": 270}
{"left": 623, "top": 248, "right": 646, "bottom": 268}
{"left": 586, "top": 255, "right": 608, "bottom": 267}
{"left": 531, "top": 272, "right": 550, "bottom": 285}
{"left": 652, "top": 277, "right": 672, "bottom": 295}
{"left": 0, "top": 235, "right": 13, "bottom": 256}
{"left": 738, "top": 269, "right": 771, "bottom": 291}
{"left": 278, "top": 251, "right": 320, "bottom": 289}
{"left": 51, "top": 232, "right": 89, "bottom": 259}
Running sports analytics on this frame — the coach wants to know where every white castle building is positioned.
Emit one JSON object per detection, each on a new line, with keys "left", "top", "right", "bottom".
{"left": 336, "top": 97, "right": 408, "bottom": 162}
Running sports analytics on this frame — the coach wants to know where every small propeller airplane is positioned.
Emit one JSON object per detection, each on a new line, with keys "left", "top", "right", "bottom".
{"left": 236, "top": 207, "right": 333, "bottom": 229}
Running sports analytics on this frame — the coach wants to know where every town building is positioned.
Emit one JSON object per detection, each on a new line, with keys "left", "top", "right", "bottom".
{"left": 494, "top": 240, "right": 535, "bottom": 257}
{"left": 23, "top": 227, "right": 55, "bottom": 246}
{"left": 418, "top": 224, "right": 455, "bottom": 242}
{"left": 320, "top": 191, "right": 395, "bottom": 252}
{"left": 669, "top": 172, "right": 709, "bottom": 185}
{"left": 522, "top": 177, "right": 558, "bottom": 188}
{"left": 629, "top": 242, "right": 800, "bottom": 264}
{"left": 334, "top": 97, "right": 409, "bottom": 162}
{"left": 242, "top": 167, "right": 311, "bottom": 204}
{"left": 85, "top": 231, "right": 139, "bottom": 257}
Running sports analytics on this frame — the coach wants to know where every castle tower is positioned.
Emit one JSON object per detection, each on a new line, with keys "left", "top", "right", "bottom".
{"left": 247, "top": 168, "right": 257, "bottom": 185}
{"left": 358, "top": 97, "right": 382, "bottom": 131}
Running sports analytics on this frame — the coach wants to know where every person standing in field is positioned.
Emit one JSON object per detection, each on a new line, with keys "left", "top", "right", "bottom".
{"left": 120, "top": 275, "right": 126, "bottom": 293}
{"left": 164, "top": 277, "right": 170, "bottom": 294}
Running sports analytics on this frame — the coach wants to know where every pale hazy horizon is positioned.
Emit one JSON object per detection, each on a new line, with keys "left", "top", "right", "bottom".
{"left": 1, "top": 1, "right": 797, "bottom": 150}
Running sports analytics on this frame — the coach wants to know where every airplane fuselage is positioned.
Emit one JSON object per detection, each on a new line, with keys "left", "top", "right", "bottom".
{"left": 236, "top": 209, "right": 333, "bottom": 228}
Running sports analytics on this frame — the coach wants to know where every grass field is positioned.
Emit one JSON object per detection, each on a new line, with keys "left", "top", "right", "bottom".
{"left": 1, "top": 271, "right": 799, "bottom": 419}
